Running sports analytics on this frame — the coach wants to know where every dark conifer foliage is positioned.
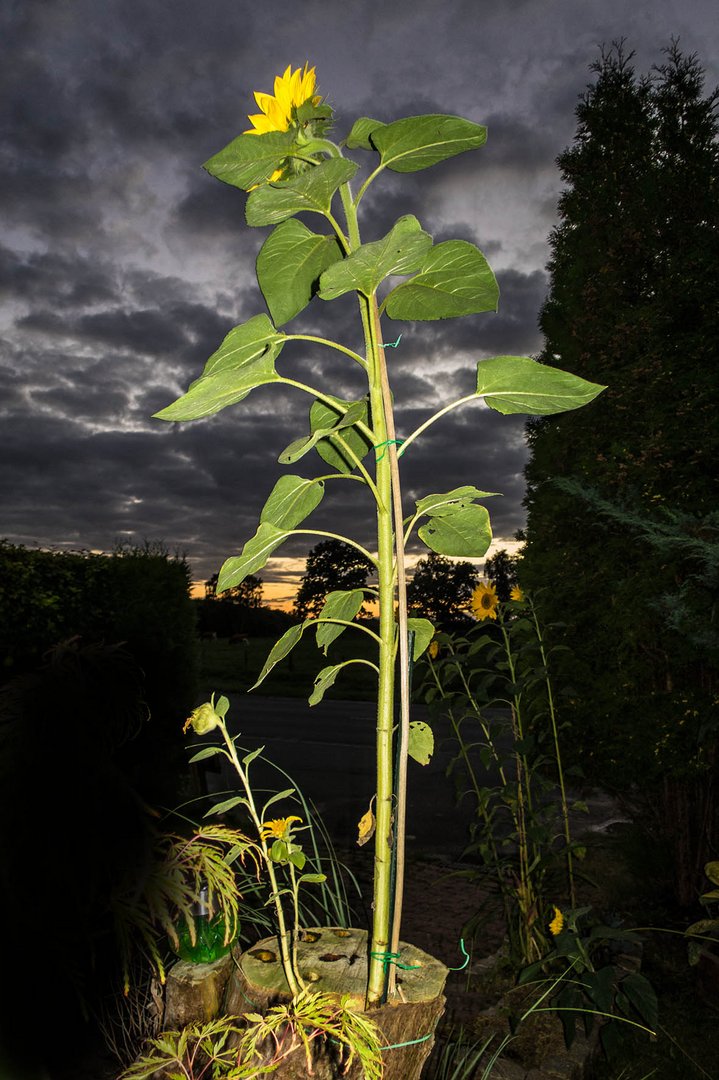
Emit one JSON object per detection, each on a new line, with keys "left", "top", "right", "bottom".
{"left": 521, "top": 43, "right": 719, "bottom": 904}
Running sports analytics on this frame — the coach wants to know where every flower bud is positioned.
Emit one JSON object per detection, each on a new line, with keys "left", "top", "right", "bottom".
{"left": 184, "top": 701, "right": 221, "bottom": 736}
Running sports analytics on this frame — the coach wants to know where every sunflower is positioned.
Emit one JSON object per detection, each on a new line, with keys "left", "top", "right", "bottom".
{"left": 509, "top": 585, "right": 525, "bottom": 603}
{"left": 471, "top": 582, "right": 499, "bottom": 621}
{"left": 428, "top": 640, "right": 440, "bottom": 660}
{"left": 548, "top": 905, "right": 564, "bottom": 936}
{"left": 260, "top": 815, "right": 302, "bottom": 842}
{"left": 245, "top": 64, "right": 321, "bottom": 136}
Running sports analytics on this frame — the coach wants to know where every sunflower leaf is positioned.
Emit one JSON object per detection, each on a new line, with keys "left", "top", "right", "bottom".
{"left": 245, "top": 158, "right": 358, "bottom": 226}
{"left": 384, "top": 240, "right": 498, "bottom": 320}
{"left": 315, "top": 589, "right": 365, "bottom": 653}
{"left": 310, "top": 396, "right": 374, "bottom": 474}
{"left": 406, "top": 618, "right": 435, "bottom": 659}
{"left": 204, "top": 130, "right": 297, "bottom": 191}
{"left": 278, "top": 400, "right": 367, "bottom": 465}
{"left": 218, "top": 523, "right": 291, "bottom": 592}
{"left": 308, "top": 663, "right": 344, "bottom": 706}
{"left": 371, "top": 114, "right": 487, "bottom": 173}
{"left": 154, "top": 315, "right": 285, "bottom": 421}
{"left": 414, "top": 486, "right": 498, "bottom": 518}
{"left": 408, "top": 721, "right": 434, "bottom": 765}
{"left": 418, "top": 503, "right": 492, "bottom": 558}
{"left": 260, "top": 475, "right": 325, "bottom": 530}
{"left": 475, "top": 355, "right": 606, "bottom": 415}
{"left": 251, "top": 624, "right": 306, "bottom": 689}
{"left": 318, "top": 215, "right": 432, "bottom": 299}
{"left": 344, "top": 117, "right": 387, "bottom": 149}
{"left": 257, "top": 220, "right": 343, "bottom": 326}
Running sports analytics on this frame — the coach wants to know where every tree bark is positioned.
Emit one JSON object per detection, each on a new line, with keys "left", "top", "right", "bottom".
{"left": 224, "top": 927, "right": 448, "bottom": 1080}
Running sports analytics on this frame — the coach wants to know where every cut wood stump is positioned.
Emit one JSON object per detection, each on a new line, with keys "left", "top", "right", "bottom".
{"left": 224, "top": 927, "right": 448, "bottom": 1079}
{"left": 163, "top": 949, "right": 234, "bottom": 1030}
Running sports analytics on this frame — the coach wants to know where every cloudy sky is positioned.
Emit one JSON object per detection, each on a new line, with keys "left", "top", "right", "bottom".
{"left": 3, "top": 0, "right": 717, "bottom": 605}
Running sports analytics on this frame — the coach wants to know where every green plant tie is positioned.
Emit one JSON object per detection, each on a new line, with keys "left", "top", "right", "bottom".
{"left": 447, "top": 937, "right": 470, "bottom": 971}
{"left": 381, "top": 333, "right": 402, "bottom": 348}
{"left": 369, "top": 949, "right": 420, "bottom": 970}
{"left": 374, "top": 438, "right": 406, "bottom": 461}
{"left": 381, "top": 1032, "right": 433, "bottom": 1051}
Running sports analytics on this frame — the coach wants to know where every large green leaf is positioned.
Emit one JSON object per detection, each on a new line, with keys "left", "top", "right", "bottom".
{"left": 154, "top": 353, "right": 281, "bottom": 421}
{"left": 384, "top": 240, "right": 498, "bottom": 320}
{"left": 344, "top": 117, "right": 386, "bottom": 150}
{"left": 414, "top": 486, "right": 498, "bottom": 519}
{"left": 371, "top": 114, "right": 487, "bottom": 173}
{"left": 279, "top": 400, "right": 366, "bottom": 465}
{"left": 310, "top": 397, "right": 374, "bottom": 474}
{"left": 406, "top": 618, "right": 435, "bottom": 659}
{"left": 200, "top": 315, "right": 284, "bottom": 376}
{"left": 154, "top": 315, "right": 285, "bottom": 421}
{"left": 259, "top": 475, "right": 325, "bottom": 530}
{"left": 217, "top": 523, "right": 290, "bottom": 592}
{"left": 418, "top": 503, "right": 492, "bottom": 558}
{"left": 203, "top": 131, "right": 296, "bottom": 191}
{"left": 475, "top": 356, "right": 606, "bottom": 415}
{"left": 256, "top": 219, "right": 343, "bottom": 326}
{"left": 252, "top": 623, "right": 305, "bottom": 689}
{"left": 245, "top": 158, "right": 357, "bottom": 226}
{"left": 315, "top": 589, "right": 364, "bottom": 653}
{"left": 318, "top": 216, "right": 432, "bottom": 300}
{"left": 408, "top": 721, "right": 434, "bottom": 765}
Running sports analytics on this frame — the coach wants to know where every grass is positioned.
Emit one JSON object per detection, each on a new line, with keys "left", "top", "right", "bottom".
{"left": 197, "top": 628, "right": 381, "bottom": 700}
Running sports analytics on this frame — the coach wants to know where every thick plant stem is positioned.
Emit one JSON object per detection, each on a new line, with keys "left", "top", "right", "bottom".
{"left": 359, "top": 294, "right": 397, "bottom": 1007}
{"left": 370, "top": 299, "right": 411, "bottom": 999}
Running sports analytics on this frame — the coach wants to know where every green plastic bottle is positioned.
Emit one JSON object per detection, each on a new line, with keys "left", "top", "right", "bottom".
{"left": 174, "top": 885, "right": 235, "bottom": 964}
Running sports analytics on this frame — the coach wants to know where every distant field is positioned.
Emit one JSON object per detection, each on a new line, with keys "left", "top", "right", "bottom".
{"left": 197, "top": 627, "right": 381, "bottom": 701}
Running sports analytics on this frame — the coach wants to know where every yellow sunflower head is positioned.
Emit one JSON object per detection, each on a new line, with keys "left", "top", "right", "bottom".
{"left": 509, "top": 585, "right": 525, "bottom": 603}
{"left": 471, "top": 582, "right": 499, "bottom": 621}
{"left": 245, "top": 63, "right": 322, "bottom": 136}
{"left": 428, "top": 640, "right": 440, "bottom": 660}
{"left": 548, "top": 905, "right": 564, "bottom": 936}
{"left": 260, "top": 815, "right": 302, "bottom": 842}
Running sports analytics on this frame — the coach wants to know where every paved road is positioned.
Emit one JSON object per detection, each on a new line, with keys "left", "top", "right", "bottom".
{"left": 198, "top": 694, "right": 498, "bottom": 861}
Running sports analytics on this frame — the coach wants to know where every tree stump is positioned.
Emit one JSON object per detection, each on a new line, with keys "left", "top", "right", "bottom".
{"left": 163, "top": 950, "right": 234, "bottom": 1030}
{"left": 224, "top": 927, "right": 448, "bottom": 1079}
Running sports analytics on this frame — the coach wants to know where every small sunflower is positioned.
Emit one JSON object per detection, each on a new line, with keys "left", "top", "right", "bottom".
{"left": 428, "top": 640, "right": 440, "bottom": 660}
{"left": 260, "top": 815, "right": 302, "bottom": 842}
{"left": 509, "top": 585, "right": 525, "bottom": 603}
{"left": 245, "top": 64, "right": 322, "bottom": 136}
{"left": 471, "top": 582, "right": 499, "bottom": 621}
{"left": 548, "top": 905, "right": 564, "bottom": 936}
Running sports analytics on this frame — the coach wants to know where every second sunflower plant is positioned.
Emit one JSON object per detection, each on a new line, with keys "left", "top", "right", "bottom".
{"left": 169, "top": 64, "right": 604, "bottom": 1006}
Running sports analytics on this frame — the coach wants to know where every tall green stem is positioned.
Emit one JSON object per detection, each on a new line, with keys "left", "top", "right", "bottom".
{"left": 338, "top": 177, "right": 401, "bottom": 1005}
{"left": 361, "top": 293, "right": 397, "bottom": 1005}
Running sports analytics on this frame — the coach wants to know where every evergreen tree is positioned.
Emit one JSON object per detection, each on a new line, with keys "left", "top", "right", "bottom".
{"left": 521, "top": 43, "right": 719, "bottom": 903}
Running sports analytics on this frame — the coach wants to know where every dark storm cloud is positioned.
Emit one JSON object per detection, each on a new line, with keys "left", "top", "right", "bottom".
{"left": 4, "top": 0, "right": 717, "bottom": 587}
